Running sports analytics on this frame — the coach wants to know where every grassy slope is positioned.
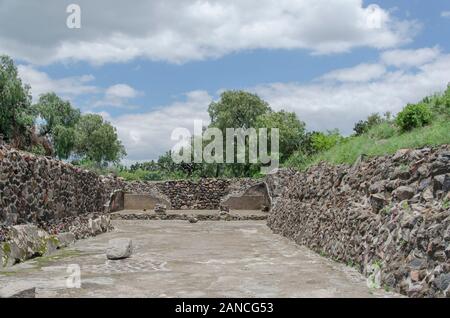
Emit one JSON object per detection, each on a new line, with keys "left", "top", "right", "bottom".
{"left": 286, "top": 119, "right": 450, "bottom": 171}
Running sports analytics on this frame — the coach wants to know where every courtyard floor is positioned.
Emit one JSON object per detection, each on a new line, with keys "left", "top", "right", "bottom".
{"left": 0, "top": 219, "right": 398, "bottom": 298}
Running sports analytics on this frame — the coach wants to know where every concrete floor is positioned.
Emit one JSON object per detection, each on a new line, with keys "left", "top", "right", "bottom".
{"left": 0, "top": 220, "right": 398, "bottom": 298}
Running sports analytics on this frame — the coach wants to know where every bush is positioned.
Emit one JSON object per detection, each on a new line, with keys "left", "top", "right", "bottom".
{"left": 428, "top": 87, "right": 450, "bottom": 117}
{"left": 353, "top": 120, "right": 368, "bottom": 136}
{"left": 353, "top": 112, "right": 390, "bottom": 136}
{"left": 368, "top": 122, "right": 397, "bottom": 140}
{"left": 117, "top": 169, "right": 164, "bottom": 181}
{"left": 283, "top": 150, "right": 309, "bottom": 169}
{"left": 396, "top": 103, "right": 432, "bottom": 132}
{"left": 310, "top": 130, "right": 343, "bottom": 152}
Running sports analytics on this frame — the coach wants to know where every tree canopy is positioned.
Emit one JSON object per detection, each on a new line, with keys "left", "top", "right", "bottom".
{"left": 0, "top": 55, "right": 33, "bottom": 146}
{"left": 256, "top": 110, "right": 305, "bottom": 162}
{"left": 74, "top": 114, "right": 126, "bottom": 166}
{"left": 208, "top": 90, "right": 270, "bottom": 130}
{"left": 0, "top": 55, "right": 126, "bottom": 166}
{"left": 33, "top": 93, "right": 81, "bottom": 159}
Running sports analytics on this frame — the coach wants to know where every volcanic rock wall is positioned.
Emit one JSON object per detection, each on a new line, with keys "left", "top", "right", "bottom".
{"left": 123, "top": 178, "right": 264, "bottom": 210}
{"left": 0, "top": 145, "right": 113, "bottom": 226}
{"left": 0, "top": 143, "right": 268, "bottom": 227}
{"left": 268, "top": 146, "right": 450, "bottom": 297}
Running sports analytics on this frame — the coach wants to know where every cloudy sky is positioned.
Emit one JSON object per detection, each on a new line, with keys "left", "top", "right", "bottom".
{"left": 1, "top": 0, "right": 449, "bottom": 163}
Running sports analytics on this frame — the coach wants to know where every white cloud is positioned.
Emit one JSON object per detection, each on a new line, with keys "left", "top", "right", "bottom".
{"left": 253, "top": 52, "right": 450, "bottom": 135}
{"left": 108, "top": 47, "right": 450, "bottom": 162}
{"left": 441, "top": 11, "right": 450, "bottom": 18}
{"left": 0, "top": 0, "right": 420, "bottom": 65}
{"left": 106, "top": 84, "right": 139, "bottom": 99}
{"left": 94, "top": 84, "right": 142, "bottom": 108}
{"left": 17, "top": 65, "right": 140, "bottom": 109}
{"left": 110, "top": 90, "right": 212, "bottom": 161}
{"left": 17, "top": 64, "right": 98, "bottom": 100}
{"left": 381, "top": 46, "right": 441, "bottom": 68}
{"left": 320, "top": 63, "right": 386, "bottom": 82}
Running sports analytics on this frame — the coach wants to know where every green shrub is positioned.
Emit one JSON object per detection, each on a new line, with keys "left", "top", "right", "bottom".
{"left": 310, "top": 130, "right": 343, "bottom": 152}
{"left": 396, "top": 103, "right": 432, "bottom": 132}
{"left": 117, "top": 169, "right": 162, "bottom": 181}
{"left": 368, "top": 122, "right": 397, "bottom": 140}
{"left": 30, "top": 144, "right": 46, "bottom": 156}
{"left": 353, "top": 113, "right": 387, "bottom": 136}
{"left": 283, "top": 150, "right": 309, "bottom": 169}
{"left": 428, "top": 87, "right": 450, "bottom": 117}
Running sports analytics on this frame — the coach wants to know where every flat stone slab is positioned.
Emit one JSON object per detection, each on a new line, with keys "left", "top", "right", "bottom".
{"left": 123, "top": 193, "right": 169, "bottom": 210}
{"left": 0, "top": 220, "right": 399, "bottom": 298}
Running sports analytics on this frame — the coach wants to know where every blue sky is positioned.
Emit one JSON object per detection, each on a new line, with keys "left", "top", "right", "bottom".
{"left": 1, "top": 0, "right": 449, "bottom": 162}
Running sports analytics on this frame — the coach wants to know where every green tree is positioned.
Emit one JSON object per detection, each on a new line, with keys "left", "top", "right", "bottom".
{"left": 208, "top": 90, "right": 270, "bottom": 130}
{"left": 0, "top": 55, "right": 34, "bottom": 145}
{"left": 207, "top": 90, "right": 271, "bottom": 177}
{"left": 256, "top": 110, "right": 305, "bottom": 162}
{"left": 33, "top": 92, "right": 81, "bottom": 159}
{"left": 75, "top": 114, "right": 126, "bottom": 166}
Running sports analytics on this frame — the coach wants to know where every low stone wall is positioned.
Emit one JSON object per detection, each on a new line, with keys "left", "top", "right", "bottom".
{"left": 268, "top": 146, "right": 450, "bottom": 297}
{"left": 111, "top": 212, "right": 267, "bottom": 221}
{"left": 123, "top": 178, "right": 265, "bottom": 210}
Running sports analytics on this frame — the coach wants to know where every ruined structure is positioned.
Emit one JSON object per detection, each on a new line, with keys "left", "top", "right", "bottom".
{"left": 1, "top": 143, "right": 449, "bottom": 297}
{"left": 268, "top": 146, "right": 450, "bottom": 297}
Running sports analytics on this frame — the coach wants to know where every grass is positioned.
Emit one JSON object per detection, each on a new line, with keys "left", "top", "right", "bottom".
{"left": 286, "top": 119, "right": 450, "bottom": 171}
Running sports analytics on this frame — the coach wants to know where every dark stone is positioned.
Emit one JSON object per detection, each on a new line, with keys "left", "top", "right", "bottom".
{"left": 370, "top": 193, "right": 387, "bottom": 212}
{"left": 433, "top": 174, "right": 450, "bottom": 193}
{"left": 434, "top": 273, "right": 450, "bottom": 291}
{"left": 188, "top": 216, "right": 198, "bottom": 224}
{"left": 408, "top": 258, "right": 427, "bottom": 270}
{"left": 394, "top": 186, "right": 415, "bottom": 201}
{"left": 431, "top": 160, "right": 449, "bottom": 176}
{"left": 443, "top": 175, "right": 450, "bottom": 192}
{"left": 9, "top": 287, "right": 36, "bottom": 298}
{"left": 418, "top": 178, "right": 431, "bottom": 192}
{"left": 369, "top": 181, "right": 386, "bottom": 194}
{"left": 392, "top": 167, "right": 411, "bottom": 180}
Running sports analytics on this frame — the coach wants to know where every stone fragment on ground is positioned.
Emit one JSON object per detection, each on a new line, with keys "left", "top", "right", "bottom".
{"left": 188, "top": 216, "right": 198, "bottom": 223}
{"left": 154, "top": 204, "right": 167, "bottom": 215}
{"left": 1, "top": 214, "right": 112, "bottom": 268}
{"left": 56, "top": 232, "right": 76, "bottom": 248}
{"left": 106, "top": 238, "right": 133, "bottom": 260}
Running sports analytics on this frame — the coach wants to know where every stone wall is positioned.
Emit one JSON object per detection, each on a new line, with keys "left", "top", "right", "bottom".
{"left": 123, "top": 178, "right": 265, "bottom": 210}
{"left": 0, "top": 143, "right": 269, "bottom": 227}
{"left": 0, "top": 145, "right": 113, "bottom": 226}
{"left": 268, "top": 146, "right": 450, "bottom": 297}
{"left": 0, "top": 145, "right": 115, "bottom": 267}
